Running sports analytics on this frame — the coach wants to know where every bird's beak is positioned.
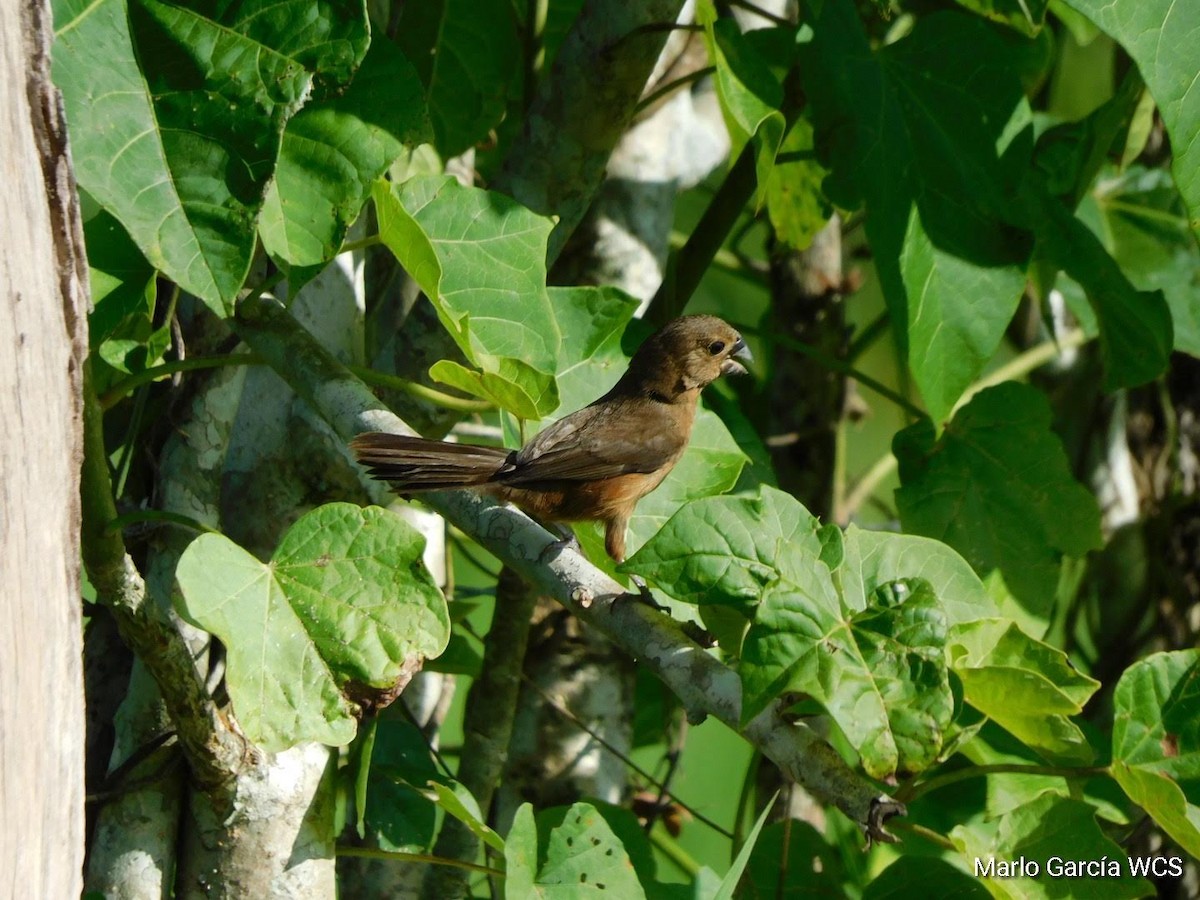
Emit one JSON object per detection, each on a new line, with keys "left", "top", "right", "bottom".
{"left": 721, "top": 337, "right": 752, "bottom": 376}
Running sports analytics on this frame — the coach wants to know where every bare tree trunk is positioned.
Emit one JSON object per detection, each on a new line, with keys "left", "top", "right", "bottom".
{"left": 0, "top": 0, "right": 88, "bottom": 895}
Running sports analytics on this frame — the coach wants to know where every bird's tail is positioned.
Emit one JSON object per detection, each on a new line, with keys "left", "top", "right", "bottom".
{"left": 351, "top": 432, "right": 510, "bottom": 491}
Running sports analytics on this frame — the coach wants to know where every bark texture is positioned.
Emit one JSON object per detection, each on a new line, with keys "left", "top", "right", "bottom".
{"left": 0, "top": 0, "right": 88, "bottom": 894}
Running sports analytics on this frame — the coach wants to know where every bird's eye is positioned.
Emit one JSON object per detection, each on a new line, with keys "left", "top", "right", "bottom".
{"left": 708, "top": 340, "right": 726, "bottom": 355}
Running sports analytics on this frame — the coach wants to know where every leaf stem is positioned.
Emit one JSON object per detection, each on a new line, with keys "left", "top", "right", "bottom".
{"left": 887, "top": 820, "right": 955, "bottom": 850}
{"left": 897, "top": 763, "right": 1111, "bottom": 804}
{"left": 106, "top": 509, "right": 221, "bottom": 536}
{"left": 636, "top": 66, "right": 716, "bottom": 114}
{"left": 100, "top": 354, "right": 264, "bottom": 409}
{"left": 648, "top": 828, "right": 703, "bottom": 877}
{"left": 335, "top": 845, "right": 504, "bottom": 878}
{"left": 348, "top": 366, "right": 494, "bottom": 413}
{"left": 337, "top": 234, "right": 382, "bottom": 256}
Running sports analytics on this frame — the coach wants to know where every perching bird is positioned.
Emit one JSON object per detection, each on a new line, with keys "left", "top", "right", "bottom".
{"left": 352, "top": 315, "right": 750, "bottom": 564}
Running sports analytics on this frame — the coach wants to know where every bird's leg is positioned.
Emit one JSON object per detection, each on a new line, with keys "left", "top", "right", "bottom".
{"left": 604, "top": 516, "right": 668, "bottom": 612}
{"left": 537, "top": 521, "right": 582, "bottom": 563}
{"left": 626, "top": 574, "right": 669, "bottom": 613}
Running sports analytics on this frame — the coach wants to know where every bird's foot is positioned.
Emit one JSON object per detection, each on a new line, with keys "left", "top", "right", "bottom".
{"left": 613, "top": 574, "right": 669, "bottom": 614}
{"left": 537, "top": 524, "right": 582, "bottom": 563}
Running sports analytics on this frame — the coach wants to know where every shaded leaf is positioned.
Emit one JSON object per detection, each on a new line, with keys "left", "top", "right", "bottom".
{"left": 804, "top": 6, "right": 1033, "bottom": 422}
{"left": 1028, "top": 181, "right": 1173, "bottom": 389}
{"left": 175, "top": 503, "right": 449, "bottom": 750}
{"left": 895, "top": 382, "right": 1102, "bottom": 613}
{"left": 765, "top": 117, "right": 832, "bottom": 251}
{"left": 865, "top": 856, "right": 990, "bottom": 899}
{"left": 391, "top": 0, "right": 518, "bottom": 157}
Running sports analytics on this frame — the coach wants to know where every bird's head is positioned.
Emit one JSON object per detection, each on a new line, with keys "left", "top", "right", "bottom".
{"left": 623, "top": 315, "right": 752, "bottom": 400}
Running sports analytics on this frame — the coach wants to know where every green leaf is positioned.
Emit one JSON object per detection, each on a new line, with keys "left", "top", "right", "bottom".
{"left": 895, "top": 382, "right": 1102, "bottom": 613}
{"left": 840, "top": 526, "right": 998, "bottom": 626}
{"left": 865, "top": 856, "right": 990, "bottom": 899}
{"left": 391, "top": 0, "right": 518, "bottom": 157}
{"left": 1111, "top": 651, "right": 1200, "bottom": 858}
{"left": 622, "top": 486, "right": 824, "bottom": 607}
{"left": 951, "top": 0, "right": 1050, "bottom": 36}
{"left": 952, "top": 793, "right": 1152, "bottom": 898}
{"left": 504, "top": 802, "right": 648, "bottom": 899}
{"left": 765, "top": 117, "right": 832, "bottom": 251}
{"left": 712, "top": 793, "right": 776, "bottom": 900}
{"left": 175, "top": 503, "right": 449, "bottom": 750}
{"left": 358, "top": 713, "right": 440, "bottom": 851}
{"left": 1028, "top": 182, "right": 1173, "bottom": 389}
{"left": 696, "top": 0, "right": 787, "bottom": 194}
{"left": 1080, "top": 167, "right": 1200, "bottom": 358}
{"left": 948, "top": 619, "right": 1099, "bottom": 763}
{"left": 80, "top": 205, "right": 170, "bottom": 389}
{"left": 260, "top": 38, "right": 431, "bottom": 266}
{"left": 504, "top": 804, "right": 539, "bottom": 900}
{"left": 744, "top": 820, "right": 845, "bottom": 898}
{"left": 743, "top": 564, "right": 951, "bottom": 778}
{"left": 1061, "top": 0, "right": 1200, "bottom": 242}
{"left": 52, "top": 0, "right": 362, "bottom": 313}
{"left": 373, "top": 176, "right": 560, "bottom": 418}
{"left": 426, "top": 781, "right": 506, "bottom": 854}
{"left": 804, "top": 6, "right": 1033, "bottom": 423}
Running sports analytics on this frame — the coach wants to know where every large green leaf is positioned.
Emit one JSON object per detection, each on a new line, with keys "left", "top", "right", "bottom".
{"left": 175, "top": 503, "right": 448, "bottom": 750}
{"left": 953, "top": 793, "right": 1152, "bottom": 898}
{"left": 391, "top": 0, "right": 517, "bottom": 157}
{"left": 260, "top": 38, "right": 431, "bottom": 266}
{"left": 840, "top": 526, "right": 998, "bottom": 626}
{"left": 1062, "top": 0, "right": 1200, "bottom": 242}
{"left": 895, "top": 382, "right": 1102, "bottom": 613}
{"left": 948, "top": 619, "right": 1099, "bottom": 763}
{"left": 373, "top": 176, "right": 560, "bottom": 418}
{"left": 504, "top": 803, "right": 647, "bottom": 899}
{"left": 1112, "top": 651, "right": 1200, "bottom": 858}
{"left": 621, "top": 486, "right": 825, "bottom": 608}
{"left": 804, "top": 5, "right": 1033, "bottom": 423}
{"left": 742, "top": 568, "right": 951, "bottom": 778}
{"left": 865, "top": 857, "right": 990, "bottom": 899}
{"left": 53, "top": 0, "right": 366, "bottom": 313}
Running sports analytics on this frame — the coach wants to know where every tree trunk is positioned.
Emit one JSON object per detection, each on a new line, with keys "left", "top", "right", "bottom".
{"left": 0, "top": 0, "right": 89, "bottom": 895}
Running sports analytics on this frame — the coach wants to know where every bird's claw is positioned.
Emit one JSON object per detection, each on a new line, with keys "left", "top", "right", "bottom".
{"left": 538, "top": 525, "right": 582, "bottom": 563}
{"left": 613, "top": 574, "right": 669, "bottom": 613}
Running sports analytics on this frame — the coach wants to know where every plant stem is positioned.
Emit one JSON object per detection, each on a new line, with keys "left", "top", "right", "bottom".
{"left": 336, "top": 846, "right": 504, "bottom": 878}
{"left": 337, "top": 234, "right": 382, "bottom": 256}
{"left": 888, "top": 820, "right": 956, "bottom": 850}
{"left": 897, "top": 763, "right": 1111, "bottom": 804}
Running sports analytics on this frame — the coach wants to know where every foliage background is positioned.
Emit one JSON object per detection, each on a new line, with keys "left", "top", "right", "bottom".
{"left": 53, "top": 0, "right": 1200, "bottom": 896}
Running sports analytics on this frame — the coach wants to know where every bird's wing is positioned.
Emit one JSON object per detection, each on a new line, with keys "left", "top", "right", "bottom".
{"left": 497, "top": 401, "right": 684, "bottom": 483}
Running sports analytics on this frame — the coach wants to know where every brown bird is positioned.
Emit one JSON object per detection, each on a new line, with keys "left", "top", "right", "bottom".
{"left": 351, "top": 315, "right": 750, "bottom": 565}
